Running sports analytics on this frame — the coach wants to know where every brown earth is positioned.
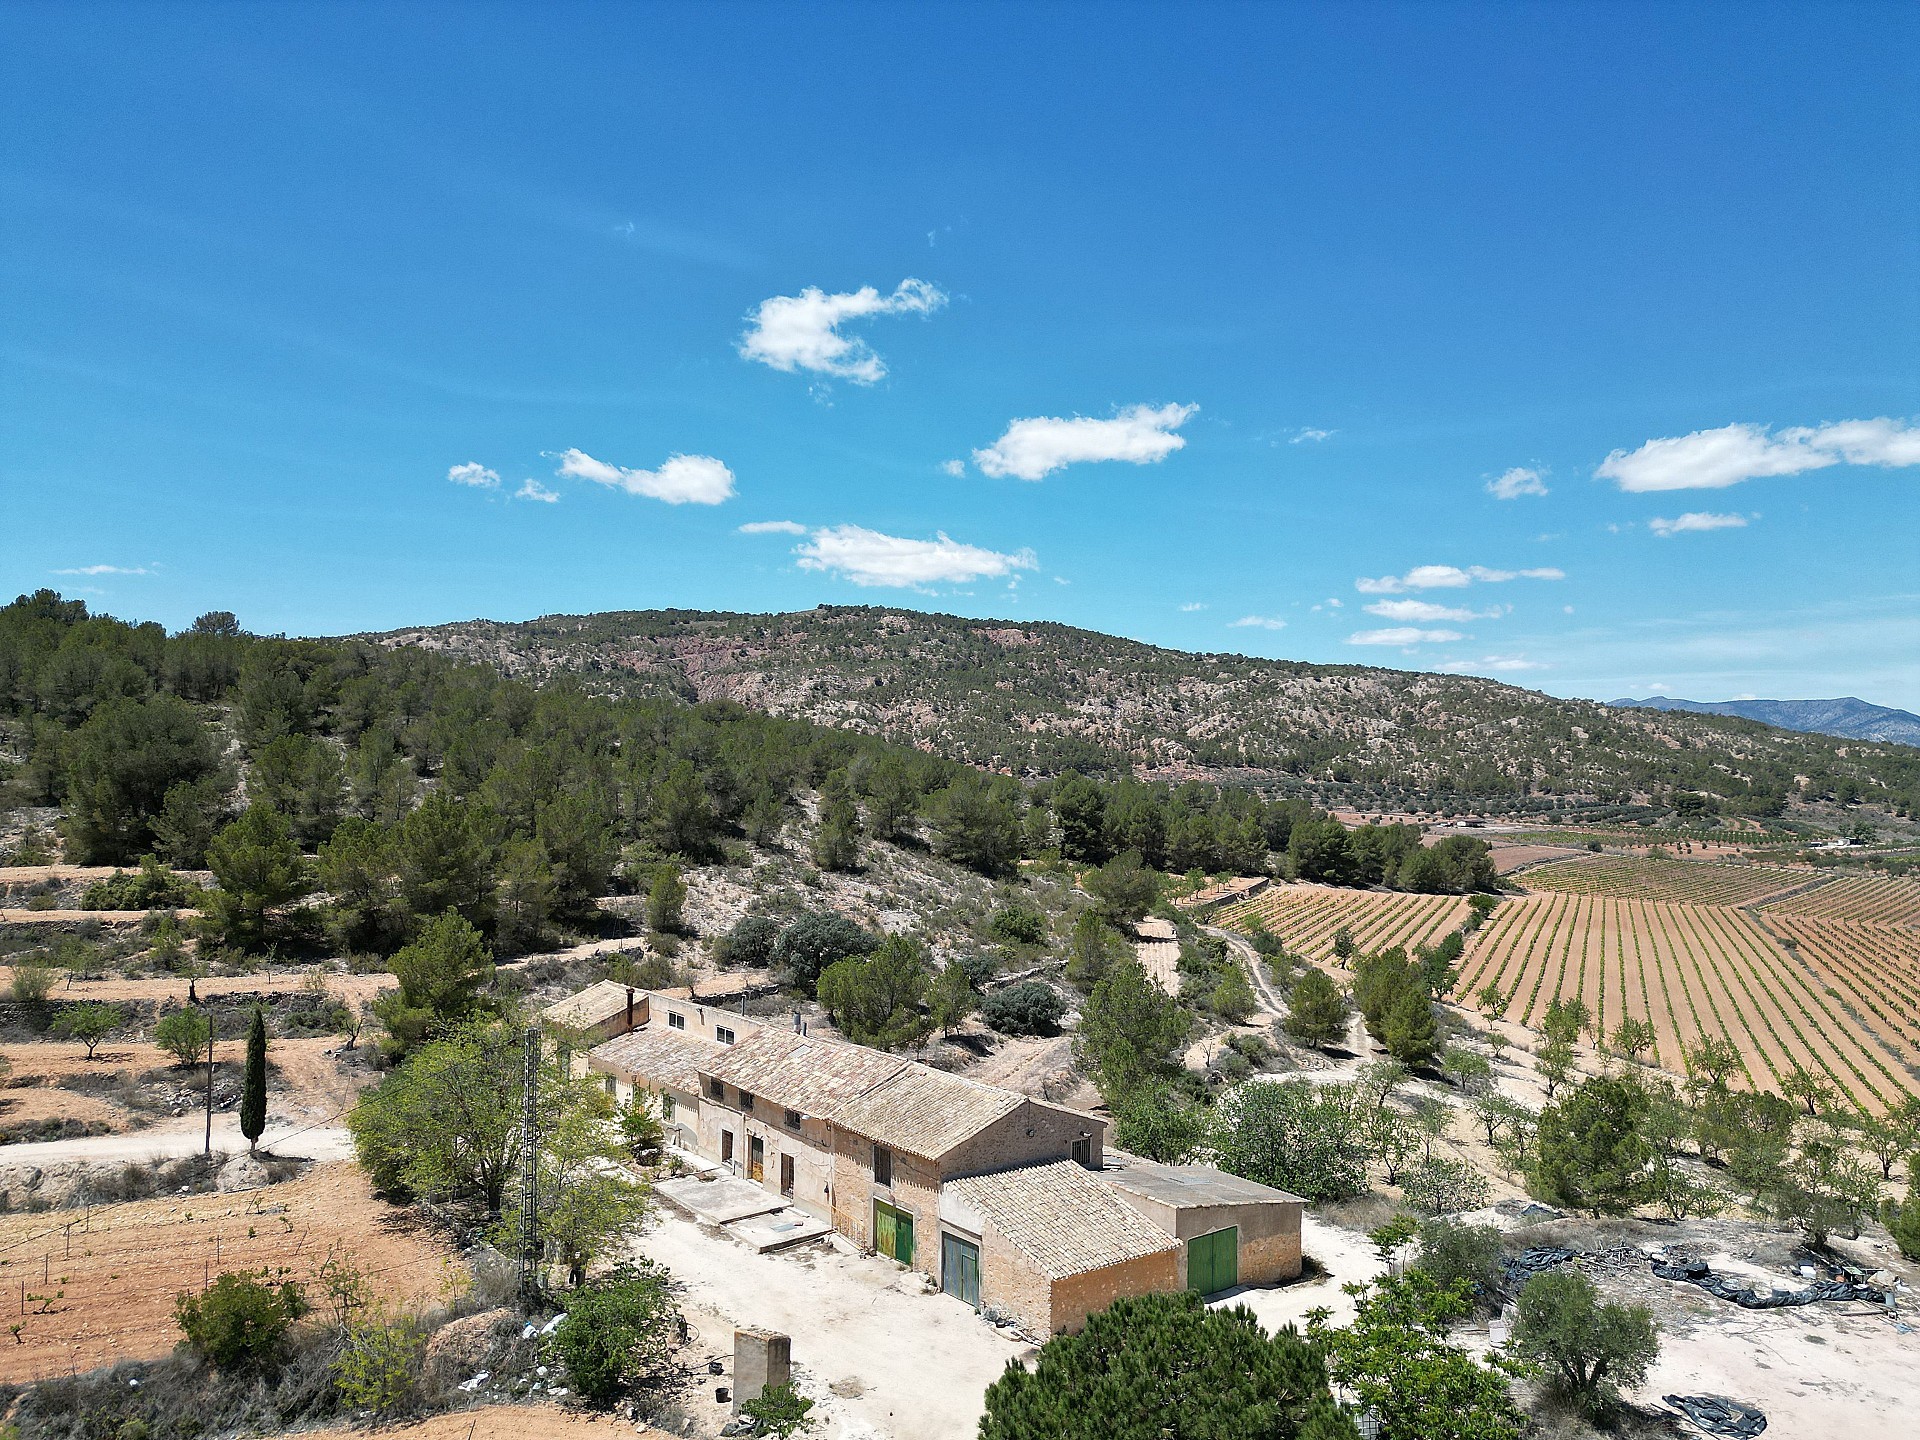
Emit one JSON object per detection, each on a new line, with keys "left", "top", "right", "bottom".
{"left": 0, "top": 1162, "right": 453, "bottom": 1383}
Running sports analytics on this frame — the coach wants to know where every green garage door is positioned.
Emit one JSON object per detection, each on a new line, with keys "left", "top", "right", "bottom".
{"left": 1188, "top": 1227, "right": 1238, "bottom": 1295}
{"left": 942, "top": 1232, "right": 981, "bottom": 1308}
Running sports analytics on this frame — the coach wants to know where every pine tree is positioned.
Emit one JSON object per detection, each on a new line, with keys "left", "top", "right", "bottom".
{"left": 240, "top": 1007, "right": 268, "bottom": 1154}
{"left": 1381, "top": 989, "right": 1440, "bottom": 1069}
{"left": 1284, "top": 969, "right": 1350, "bottom": 1050}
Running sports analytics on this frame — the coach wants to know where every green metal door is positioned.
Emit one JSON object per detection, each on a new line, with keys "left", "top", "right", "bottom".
{"left": 1188, "top": 1227, "right": 1239, "bottom": 1294}
{"left": 874, "top": 1201, "right": 914, "bottom": 1265}
{"left": 942, "top": 1233, "right": 981, "bottom": 1308}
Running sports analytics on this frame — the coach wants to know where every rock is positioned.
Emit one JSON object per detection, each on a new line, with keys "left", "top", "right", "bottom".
{"left": 424, "top": 1307, "right": 514, "bottom": 1384}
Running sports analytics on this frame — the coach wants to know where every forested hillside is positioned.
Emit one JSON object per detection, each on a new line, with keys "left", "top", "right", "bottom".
{"left": 376, "top": 606, "right": 1920, "bottom": 820}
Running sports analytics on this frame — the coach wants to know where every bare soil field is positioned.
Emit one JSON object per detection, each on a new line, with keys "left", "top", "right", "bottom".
{"left": 0, "top": 1162, "right": 453, "bottom": 1383}
{"left": 315, "top": 1406, "right": 643, "bottom": 1439}
{"left": 1458, "top": 893, "right": 1920, "bottom": 1114}
{"left": 1216, "top": 884, "right": 1471, "bottom": 967}
{"left": 1766, "top": 914, "right": 1920, "bottom": 1067}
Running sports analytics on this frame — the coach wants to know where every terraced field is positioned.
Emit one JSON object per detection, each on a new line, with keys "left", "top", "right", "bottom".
{"left": 1521, "top": 854, "right": 1808, "bottom": 907}
{"left": 1761, "top": 873, "right": 1920, "bottom": 927}
{"left": 1457, "top": 893, "right": 1920, "bottom": 1114}
{"left": 1217, "top": 884, "right": 1471, "bottom": 967}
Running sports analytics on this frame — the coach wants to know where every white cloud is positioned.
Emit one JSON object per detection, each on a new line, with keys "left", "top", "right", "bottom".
{"left": 794, "top": 525, "right": 1037, "bottom": 589}
{"left": 53, "top": 564, "right": 151, "bottom": 576}
{"left": 738, "top": 519, "right": 809, "bottom": 535}
{"left": 1438, "top": 655, "right": 1547, "bottom": 673}
{"left": 555, "top": 448, "right": 735, "bottom": 505}
{"left": 1486, "top": 466, "right": 1549, "bottom": 500}
{"left": 1179, "top": 602, "right": 1208, "bottom": 612}
{"left": 972, "top": 402, "right": 1198, "bottom": 481}
{"left": 447, "top": 461, "right": 500, "bottom": 489}
{"left": 1290, "top": 427, "right": 1335, "bottom": 444}
{"left": 1347, "top": 627, "right": 1466, "bottom": 646}
{"left": 1596, "top": 417, "right": 1920, "bottom": 492}
{"left": 1363, "top": 599, "right": 1488, "bottom": 623}
{"left": 940, "top": 459, "right": 966, "bottom": 478}
{"left": 1648, "top": 511, "right": 1749, "bottom": 537}
{"left": 1229, "top": 615, "right": 1287, "bottom": 630}
{"left": 738, "top": 278, "right": 946, "bottom": 384}
{"left": 1354, "top": 564, "right": 1563, "bottom": 594}
{"left": 515, "top": 479, "right": 559, "bottom": 504}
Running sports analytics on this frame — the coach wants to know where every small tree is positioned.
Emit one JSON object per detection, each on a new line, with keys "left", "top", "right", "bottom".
{"left": 816, "top": 935, "right": 933, "bottom": 1049}
{"left": 1075, "top": 956, "right": 1191, "bottom": 1098}
{"left": 716, "top": 914, "right": 781, "bottom": 969}
{"left": 1531, "top": 1076, "right": 1651, "bottom": 1216}
{"left": 1510, "top": 1269, "right": 1659, "bottom": 1418}
{"left": 1210, "top": 965, "right": 1258, "bottom": 1024}
{"left": 1082, "top": 850, "right": 1161, "bottom": 923}
{"left": 1608, "top": 1017, "right": 1656, "bottom": 1063}
{"left": 240, "top": 1007, "right": 269, "bottom": 1153}
{"left": 53, "top": 1001, "right": 126, "bottom": 1060}
{"left": 371, "top": 910, "right": 495, "bottom": 1057}
{"left": 928, "top": 962, "right": 976, "bottom": 1035}
{"left": 204, "top": 804, "right": 313, "bottom": 951}
{"left": 981, "top": 1290, "right": 1357, "bottom": 1440}
{"left": 1381, "top": 989, "right": 1440, "bottom": 1069}
{"left": 1111, "top": 1081, "right": 1209, "bottom": 1164}
{"left": 551, "top": 1261, "right": 681, "bottom": 1407}
{"left": 1772, "top": 1124, "right": 1881, "bottom": 1246}
{"left": 1284, "top": 968, "right": 1350, "bottom": 1050}
{"left": 175, "top": 1270, "right": 308, "bottom": 1374}
{"left": 1210, "top": 1079, "right": 1368, "bottom": 1202}
{"left": 811, "top": 780, "right": 862, "bottom": 873}
{"left": 1890, "top": 1169, "right": 1920, "bottom": 1261}
{"left": 1535, "top": 1037, "right": 1576, "bottom": 1099}
{"left": 154, "top": 1006, "right": 212, "bottom": 1069}
{"left": 645, "top": 861, "right": 687, "bottom": 933}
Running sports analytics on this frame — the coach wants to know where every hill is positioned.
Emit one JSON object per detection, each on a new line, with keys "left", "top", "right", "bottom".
{"left": 372, "top": 606, "right": 1920, "bottom": 819}
{"left": 1610, "top": 695, "right": 1920, "bottom": 747}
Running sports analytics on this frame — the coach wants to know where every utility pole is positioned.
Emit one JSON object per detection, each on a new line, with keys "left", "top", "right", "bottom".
{"left": 518, "top": 1024, "right": 540, "bottom": 1308}
{"left": 204, "top": 1027, "right": 215, "bottom": 1157}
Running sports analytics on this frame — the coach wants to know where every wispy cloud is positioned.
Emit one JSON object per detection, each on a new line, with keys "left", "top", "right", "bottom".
{"left": 1179, "top": 602, "right": 1209, "bottom": 613}
{"left": 972, "top": 402, "right": 1198, "bottom": 481}
{"left": 794, "top": 524, "right": 1037, "bottom": 589}
{"left": 738, "top": 519, "right": 808, "bottom": 535}
{"left": 1290, "top": 427, "right": 1335, "bottom": 444}
{"left": 1648, "top": 511, "right": 1749, "bottom": 537}
{"left": 515, "top": 479, "right": 559, "bottom": 504}
{"left": 447, "top": 461, "right": 500, "bottom": 489}
{"left": 1347, "top": 627, "right": 1466, "bottom": 646}
{"left": 940, "top": 459, "right": 966, "bottom": 478}
{"left": 1486, "top": 466, "right": 1548, "bottom": 500}
{"left": 1363, "top": 599, "right": 1491, "bottom": 623}
{"left": 1229, "top": 615, "right": 1287, "bottom": 630}
{"left": 1597, "top": 417, "right": 1920, "bottom": 492}
{"left": 554, "top": 448, "right": 735, "bottom": 505}
{"left": 738, "top": 278, "right": 946, "bottom": 384}
{"left": 1438, "top": 654, "right": 1547, "bottom": 673}
{"left": 1355, "top": 564, "right": 1563, "bottom": 594}
{"left": 53, "top": 564, "right": 151, "bottom": 576}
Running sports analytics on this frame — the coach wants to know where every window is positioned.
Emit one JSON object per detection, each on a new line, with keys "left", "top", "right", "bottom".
{"left": 667, "top": 1012, "right": 685, "bottom": 1031}
{"left": 1071, "top": 1137, "right": 1092, "bottom": 1168}
{"left": 604, "top": 1076, "right": 618, "bottom": 1099}
{"left": 739, "top": 1090, "right": 756, "bottom": 1113}
{"left": 707, "top": 1077, "right": 724, "bottom": 1101}
{"left": 716, "top": 1026, "right": 736, "bottom": 1045}
{"left": 662, "top": 1094, "right": 675, "bottom": 1122}
{"left": 872, "top": 1144, "right": 893, "bottom": 1188}
{"left": 721, "top": 1130, "right": 734, "bottom": 1165}
{"left": 783, "top": 1108, "right": 802, "bottom": 1131}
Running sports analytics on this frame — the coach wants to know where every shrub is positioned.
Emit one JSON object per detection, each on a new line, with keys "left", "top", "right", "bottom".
{"left": 716, "top": 914, "right": 780, "bottom": 969}
{"left": 174, "top": 1270, "right": 309, "bottom": 1373}
{"left": 770, "top": 912, "right": 877, "bottom": 993}
{"left": 1412, "top": 1219, "right": 1504, "bottom": 1308}
{"left": 333, "top": 1313, "right": 429, "bottom": 1415}
{"left": 1210, "top": 1079, "right": 1368, "bottom": 1202}
{"left": 1401, "top": 1157, "right": 1492, "bottom": 1216}
{"left": 986, "top": 904, "right": 1047, "bottom": 948}
{"left": 979, "top": 982, "right": 1067, "bottom": 1037}
{"left": 740, "top": 1382, "right": 817, "bottom": 1437}
{"left": 1283, "top": 969, "right": 1349, "bottom": 1049}
{"left": 551, "top": 1261, "right": 681, "bottom": 1408}
{"left": 154, "top": 1006, "right": 212, "bottom": 1068}
{"left": 53, "top": 1001, "right": 127, "bottom": 1059}
{"left": 1510, "top": 1269, "right": 1659, "bottom": 1417}
{"left": 1891, "top": 1173, "right": 1920, "bottom": 1261}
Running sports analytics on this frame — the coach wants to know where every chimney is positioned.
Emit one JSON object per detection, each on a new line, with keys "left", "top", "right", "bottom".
{"left": 625, "top": 987, "right": 635, "bottom": 1032}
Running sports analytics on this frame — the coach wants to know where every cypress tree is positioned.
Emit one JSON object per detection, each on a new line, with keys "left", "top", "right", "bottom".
{"left": 240, "top": 1006, "right": 268, "bottom": 1154}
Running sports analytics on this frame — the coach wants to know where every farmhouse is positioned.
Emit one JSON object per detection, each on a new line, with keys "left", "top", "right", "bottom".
{"left": 556, "top": 984, "right": 1303, "bottom": 1335}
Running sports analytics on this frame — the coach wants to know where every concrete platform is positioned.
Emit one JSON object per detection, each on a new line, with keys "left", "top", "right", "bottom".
{"left": 657, "top": 1173, "right": 789, "bottom": 1226}
{"left": 728, "top": 1208, "right": 835, "bottom": 1253}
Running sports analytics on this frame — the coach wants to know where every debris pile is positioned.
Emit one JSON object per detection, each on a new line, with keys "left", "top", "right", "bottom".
{"left": 1649, "top": 1257, "right": 1882, "bottom": 1310}
{"left": 1663, "top": 1394, "right": 1767, "bottom": 1437}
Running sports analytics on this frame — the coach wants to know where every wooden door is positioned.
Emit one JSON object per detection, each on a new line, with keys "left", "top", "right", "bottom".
{"left": 873, "top": 1201, "right": 914, "bottom": 1265}
{"left": 1187, "top": 1227, "right": 1239, "bottom": 1294}
{"left": 748, "top": 1135, "right": 765, "bottom": 1181}
{"left": 779, "top": 1153, "right": 795, "bottom": 1196}
{"left": 941, "top": 1233, "right": 981, "bottom": 1308}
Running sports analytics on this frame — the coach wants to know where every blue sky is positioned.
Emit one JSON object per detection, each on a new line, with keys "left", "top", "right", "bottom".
{"left": 4, "top": 2, "right": 1918, "bottom": 707}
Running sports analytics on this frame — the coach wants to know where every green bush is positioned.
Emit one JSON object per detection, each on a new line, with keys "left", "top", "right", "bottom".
{"left": 979, "top": 981, "right": 1066, "bottom": 1037}
{"left": 154, "top": 1007, "right": 212, "bottom": 1068}
{"left": 1400, "top": 1157, "right": 1492, "bottom": 1216}
{"left": 741, "top": 1381, "right": 817, "bottom": 1437}
{"left": 333, "top": 1314, "right": 429, "bottom": 1415}
{"left": 174, "top": 1270, "right": 309, "bottom": 1373}
{"left": 550, "top": 1261, "right": 681, "bottom": 1408}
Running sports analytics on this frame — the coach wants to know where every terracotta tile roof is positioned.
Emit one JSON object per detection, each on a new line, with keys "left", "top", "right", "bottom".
{"left": 541, "top": 979, "right": 638, "bottom": 1030}
{"left": 946, "top": 1162, "right": 1179, "bottom": 1280}
{"left": 829, "top": 1065, "right": 1024, "bottom": 1161}
{"left": 701, "top": 1028, "right": 907, "bottom": 1115}
{"left": 589, "top": 1025, "right": 723, "bottom": 1095}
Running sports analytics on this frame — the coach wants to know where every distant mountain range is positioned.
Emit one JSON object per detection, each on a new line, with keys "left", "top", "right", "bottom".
{"left": 366, "top": 606, "right": 1920, "bottom": 813}
{"left": 1609, "top": 696, "right": 1920, "bottom": 747}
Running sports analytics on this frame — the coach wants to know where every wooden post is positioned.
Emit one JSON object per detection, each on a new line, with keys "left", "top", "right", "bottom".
{"left": 205, "top": 1028, "right": 215, "bottom": 1157}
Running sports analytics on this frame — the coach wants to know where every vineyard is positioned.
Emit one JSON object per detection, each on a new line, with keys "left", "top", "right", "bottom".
{"left": 1760, "top": 873, "right": 1920, "bottom": 927}
{"left": 1521, "top": 854, "right": 1808, "bottom": 907}
{"left": 1218, "top": 884, "right": 1471, "bottom": 967}
{"left": 1765, "top": 916, "right": 1920, "bottom": 1069}
{"left": 1456, "top": 892, "right": 1920, "bottom": 1115}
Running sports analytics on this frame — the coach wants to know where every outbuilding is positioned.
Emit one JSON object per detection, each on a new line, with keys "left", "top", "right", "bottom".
{"left": 1098, "top": 1156, "right": 1305, "bottom": 1294}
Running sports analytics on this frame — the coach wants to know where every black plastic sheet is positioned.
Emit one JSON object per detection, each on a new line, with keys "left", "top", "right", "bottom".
{"left": 1663, "top": 1394, "right": 1767, "bottom": 1437}
{"left": 1649, "top": 1257, "right": 1879, "bottom": 1309}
